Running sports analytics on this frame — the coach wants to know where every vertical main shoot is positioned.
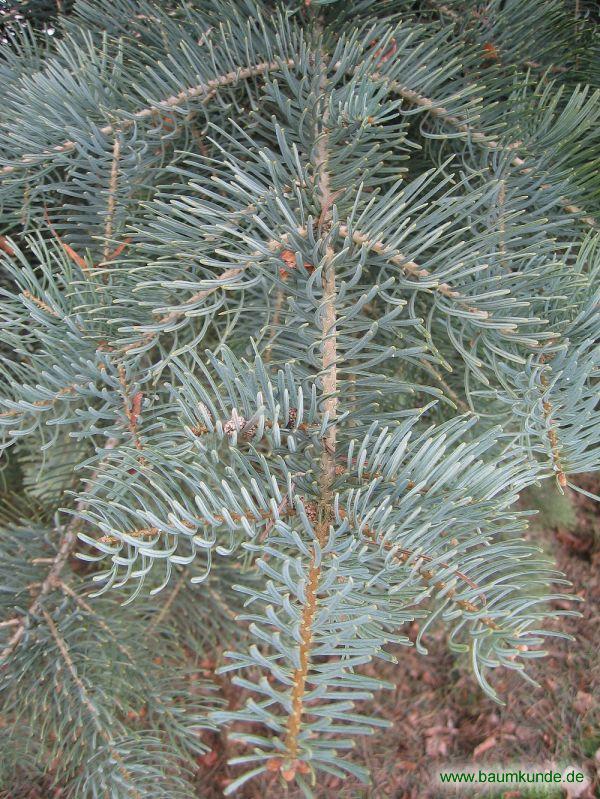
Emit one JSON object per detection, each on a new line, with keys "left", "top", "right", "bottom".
{"left": 284, "top": 34, "right": 337, "bottom": 768}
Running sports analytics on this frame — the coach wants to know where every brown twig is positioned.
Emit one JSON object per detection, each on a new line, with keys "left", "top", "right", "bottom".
{"left": 0, "top": 385, "right": 77, "bottom": 419}
{"left": 58, "top": 580, "right": 135, "bottom": 662}
{"left": 539, "top": 355, "right": 567, "bottom": 488}
{"left": 117, "top": 364, "right": 144, "bottom": 453}
{"left": 283, "top": 45, "right": 337, "bottom": 772}
{"left": 101, "top": 132, "right": 122, "bottom": 270}
{"left": 418, "top": 358, "right": 470, "bottom": 413}
{"left": 283, "top": 556, "right": 320, "bottom": 766}
{"left": 496, "top": 178, "right": 508, "bottom": 269}
{"left": 258, "top": 488, "right": 295, "bottom": 543}
{"left": 98, "top": 526, "right": 158, "bottom": 546}
{"left": 263, "top": 286, "right": 285, "bottom": 365}
{"left": 22, "top": 289, "right": 60, "bottom": 318}
{"left": 344, "top": 511, "right": 499, "bottom": 630}
{"left": 96, "top": 497, "right": 299, "bottom": 547}
{"left": 120, "top": 264, "right": 248, "bottom": 353}
{"left": 119, "top": 233, "right": 296, "bottom": 354}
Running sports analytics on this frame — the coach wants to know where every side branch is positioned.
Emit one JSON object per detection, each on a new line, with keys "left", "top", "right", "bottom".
{"left": 0, "top": 438, "right": 117, "bottom": 664}
{"left": 418, "top": 358, "right": 470, "bottom": 413}
{"left": 120, "top": 265, "right": 249, "bottom": 353}
{"left": 0, "top": 385, "right": 78, "bottom": 421}
{"left": 354, "top": 516, "right": 500, "bottom": 631}
{"left": 368, "top": 72, "right": 596, "bottom": 229}
{"left": 428, "top": 3, "right": 567, "bottom": 75}
{"left": 339, "top": 225, "right": 490, "bottom": 318}
{"left": 58, "top": 580, "right": 135, "bottom": 662}
{"left": 120, "top": 236, "right": 287, "bottom": 353}
{"left": 1, "top": 60, "right": 293, "bottom": 176}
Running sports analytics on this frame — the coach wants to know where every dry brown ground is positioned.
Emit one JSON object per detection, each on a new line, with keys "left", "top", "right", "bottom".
{"left": 197, "top": 477, "right": 600, "bottom": 799}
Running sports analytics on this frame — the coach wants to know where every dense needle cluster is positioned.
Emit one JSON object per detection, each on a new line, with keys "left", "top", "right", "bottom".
{"left": 0, "top": 0, "right": 598, "bottom": 796}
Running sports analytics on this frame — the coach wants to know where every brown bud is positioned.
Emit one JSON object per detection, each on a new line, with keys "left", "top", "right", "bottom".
{"left": 482, "top": 42, "right": 500, "bottom": 61}
{"left": 281, "top": 767, "right": 296, "bottom": 782}
{"left": 223, "top": 416, "right": 246, "bottom": 436}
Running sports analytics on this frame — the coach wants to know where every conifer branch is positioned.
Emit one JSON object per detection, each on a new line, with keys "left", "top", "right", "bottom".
{"left": 117, "top": 364, "right": 144, "bottom": 454}
{"left": 120, "top": 236, "right": 287, "bottom": 353}
{"left": 58, "top": 579, "right": 135, "bottom": 662}
{"left": 431, "top": 3, "right": 567, "bottom": 75}
{"left": 43, "top": 206, "right": 90, "bottom": 273}
{"left": 276, "top": 226, "right": 489, "bottom": 315}
{"left": 21, "top": 289, "right": 61, "bottom": 318}
{"left": 354, "top": 515, "right": 501, "bottom": 630}
{"left": 539, "top": 355, "right": 568, "bottom": 487}
{"left": 41, "top": 609, "right": 142, "bottom": 798}
{"left": 339, "top": 225, "right": 490, "bottom": 316}
{"left": 283, "top": 556, "right": 320, "bottom": 764}
{"left": 263, "top": 287, "right": 285, "bottom": 364}
{"left": 120, "top": 265, "right": 248, "bottom": 352}
{"left": 0, "top": 385, "right": 78, "bottom": 419}
{"left": 147, "top": 570, "right": 188, "bottom": 634}
{"left": 1, "top": 61, "right": 293, "bottom": 176}
{"left": 418, "top": 359, "right": 470, "bottom": 413}
{"left": 101, "top": 132, "right": 122, "bottom": 269}
{"left": 41, "top": 609, "right": 102, "bottom": 721}
{"left": 96, "top": 501, "right": 296, "bottom": 547}
{"left": 0, "top": 4, "right": 592, "bottom": 792}
{"left": 98, "top": 526, "right": 159, "bottom": 545}
{"left": 283, "top": 43, "right": 337, "bottom": 769}
{"left": 366, "top": 73, "right": 597, "bottom": 229}
{"left": 496, "top": 178, "right": 508, "bottom": 269}
{"left": 0, "top": 438, "right": 117, "bottom": 665}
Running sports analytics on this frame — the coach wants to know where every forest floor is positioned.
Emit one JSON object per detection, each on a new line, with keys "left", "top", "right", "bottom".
{"left": 198, "top": 477, "right": 600, "bottom": 799}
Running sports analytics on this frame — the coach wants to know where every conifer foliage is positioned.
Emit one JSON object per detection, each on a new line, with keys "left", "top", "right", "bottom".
{"left": 0, "top": 0, "right": 598, "bottom": 795}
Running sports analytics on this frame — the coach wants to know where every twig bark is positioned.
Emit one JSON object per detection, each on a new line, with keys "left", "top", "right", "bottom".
{"left": 539, "top": 355, "right": 567, "bottom": 488}
{"left": 101, "top": 132, "right": 122, "bottom": 268}
{"left": 284, "top": 42, "right": 337, "bottom": 765}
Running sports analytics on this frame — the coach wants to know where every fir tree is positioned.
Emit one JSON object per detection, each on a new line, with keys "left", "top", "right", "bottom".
{"left": 0, "top": 1, "right": 598, "bottom": 796}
